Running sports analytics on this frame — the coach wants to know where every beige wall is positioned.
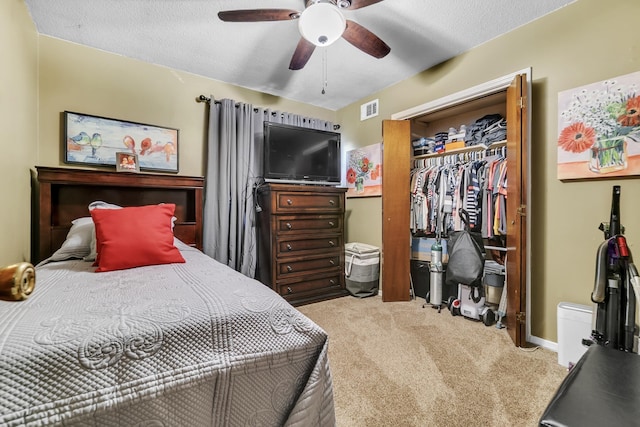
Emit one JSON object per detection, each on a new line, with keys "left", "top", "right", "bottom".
{"left": 337, "top": 0, "right": 640, "bottom": 342}
{"left": 37, "top": 37, "right": 337, "bottom": 178}
{"left": 0, "top": 0, "right": 37, "bottom": 265}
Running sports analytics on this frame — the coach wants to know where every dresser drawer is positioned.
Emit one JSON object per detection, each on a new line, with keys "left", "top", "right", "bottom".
{"left": 275, "top": 192, "right": 343, "bottom": 213}
{"left": 278, "top": 274, "right": 342, "bottom": 298}
{"left": 276, "top": 254, "right": 341, "bottom": 280}
{"left": 275, "top": 215, "right": 342, "bottom": 235}
{"left": 277, "top": 235, "right": 342, "bottom": 257}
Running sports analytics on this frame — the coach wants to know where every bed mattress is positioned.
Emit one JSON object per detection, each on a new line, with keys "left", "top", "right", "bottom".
{"left": 0, "top": 243, "right": 335, "bottom": 426}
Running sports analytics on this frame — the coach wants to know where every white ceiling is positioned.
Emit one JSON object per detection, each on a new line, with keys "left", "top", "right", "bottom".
{"left": 24, "top": 0, "right": 574, "bottom": 111}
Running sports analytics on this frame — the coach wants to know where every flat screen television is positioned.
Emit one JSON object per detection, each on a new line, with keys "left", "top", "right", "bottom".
{"left": 263, "top": 122, "right": 341, "bottom": 185}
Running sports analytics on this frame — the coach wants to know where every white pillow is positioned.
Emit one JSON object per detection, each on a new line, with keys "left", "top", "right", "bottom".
{"left": 47, "top": 217, "right": 94, "bottom": 262}
{"left": 88, "top": 201, "right": 123, "bottom": 211}
{"left": 84, "top": 201, "right": 123, "bottom": 261}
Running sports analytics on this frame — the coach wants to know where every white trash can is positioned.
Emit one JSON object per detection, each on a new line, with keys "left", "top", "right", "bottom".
{"left": 345, "top": 242, "right": 380, "bottom": 298}
{"left": 557, "top": 302, "right": 593, "bottom": 367}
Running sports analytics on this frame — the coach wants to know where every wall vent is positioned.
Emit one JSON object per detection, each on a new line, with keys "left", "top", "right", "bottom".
{"left": 360, "top": 99, "right": 379, "bottom": 121}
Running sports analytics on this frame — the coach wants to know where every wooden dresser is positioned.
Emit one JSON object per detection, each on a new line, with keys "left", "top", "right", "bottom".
{"left": 256, "top": 183, "right": 349, "bottom": 306}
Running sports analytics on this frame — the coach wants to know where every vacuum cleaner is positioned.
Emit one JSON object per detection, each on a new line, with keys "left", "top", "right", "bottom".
{"left": 588, "top": 185, "right": 638, "bottom": 352}
{"left": 443, "top": 209, "right": 495, "bottom": 326}
{"left": 451, "top": 283, "right": 495, "bottom": 326}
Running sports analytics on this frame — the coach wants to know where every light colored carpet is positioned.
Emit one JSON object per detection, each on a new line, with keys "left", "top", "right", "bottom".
{"left": 298, "top": 295, "right": 568, "bottom": 427}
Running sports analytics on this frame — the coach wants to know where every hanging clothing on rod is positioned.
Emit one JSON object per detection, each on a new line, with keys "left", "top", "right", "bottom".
{"left": 410, "top": 147, "right": 506, "bottom": 238}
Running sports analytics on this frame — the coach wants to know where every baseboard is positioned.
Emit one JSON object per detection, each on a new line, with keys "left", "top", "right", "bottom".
{"left": 528, "top": 334, "right": 558, "bottom": 353}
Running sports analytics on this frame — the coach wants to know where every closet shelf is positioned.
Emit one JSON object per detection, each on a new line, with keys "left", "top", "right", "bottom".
{"left": 414, "top": 140, "right": 507, "bottom": 160}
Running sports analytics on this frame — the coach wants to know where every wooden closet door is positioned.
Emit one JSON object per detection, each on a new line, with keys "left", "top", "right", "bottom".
{"left": 505, "top": 74, "right": 528, "bottom": 347}
{"left": 381, "top": 120, "right": 411, "bottom": 301}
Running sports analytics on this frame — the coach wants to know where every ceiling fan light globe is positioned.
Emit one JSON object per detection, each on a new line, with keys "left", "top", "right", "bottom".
{"left": 298, "top": 2, "right": 346, "bottom": 47}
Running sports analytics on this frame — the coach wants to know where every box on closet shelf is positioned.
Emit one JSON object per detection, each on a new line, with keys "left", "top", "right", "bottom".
{"left": 445, "top": 141, "right": 465, "bottom": 151}
{"left": 413, "top": 147, "right": 430, "bottom": 156}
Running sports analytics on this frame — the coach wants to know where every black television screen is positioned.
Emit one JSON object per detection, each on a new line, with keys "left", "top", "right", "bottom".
{"left": 263, "top": 122, "right": 341, "bottom": 185}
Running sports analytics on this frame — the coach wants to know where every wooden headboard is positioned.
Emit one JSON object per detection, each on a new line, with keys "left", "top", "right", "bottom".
{"left": 33, "top": 166, "right": 204, "bottom": 264}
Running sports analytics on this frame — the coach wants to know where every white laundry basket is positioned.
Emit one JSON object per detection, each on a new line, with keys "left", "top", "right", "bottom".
{"left": 345, "top": 242, "right": 380, "bottom": 298}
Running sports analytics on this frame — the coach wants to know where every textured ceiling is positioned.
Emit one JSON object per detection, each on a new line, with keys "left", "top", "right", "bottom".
{"left": 24, "top": 0, "right": 574, "bottom": 111}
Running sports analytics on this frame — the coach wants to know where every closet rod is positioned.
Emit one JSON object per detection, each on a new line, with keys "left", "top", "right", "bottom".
{"left": 195, "top": 94, "right": 341, "bottom": 130}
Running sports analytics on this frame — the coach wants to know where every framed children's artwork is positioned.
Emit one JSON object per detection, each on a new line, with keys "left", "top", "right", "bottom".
{"left": 345, "top": 143, "right": 382, "bottom": 198}
{"left": 115, "top": 152, "right": 140, "bottom": 172}
{"left": 557, "top": 70, "right": 640, "bottom": 180}
{"left": 64, "top": 111, "right": 179, "bottom": 173}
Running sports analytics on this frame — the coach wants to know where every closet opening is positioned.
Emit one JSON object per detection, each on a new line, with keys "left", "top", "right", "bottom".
{"left": 383, "top": 68, "right": 531, "bottom": 347}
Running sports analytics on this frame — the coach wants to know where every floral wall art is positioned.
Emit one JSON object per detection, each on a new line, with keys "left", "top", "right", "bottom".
{"left": 345, "top": 143, "right": 382, "bottom": 198}
{"left": 64, "top": 111, "right": 179, "bottom": 173}
{"left": 557, "top": 70, "right": 640, "bottom": 180}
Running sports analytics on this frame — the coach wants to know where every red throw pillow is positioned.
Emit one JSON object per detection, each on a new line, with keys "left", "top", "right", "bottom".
{"left": 90, "top": 204, "right": 185, "bottom": 272}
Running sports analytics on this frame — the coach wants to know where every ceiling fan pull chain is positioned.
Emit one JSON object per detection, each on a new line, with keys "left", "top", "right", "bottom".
{"left": 322, "top": 48, "right": 328, "bottom": 95}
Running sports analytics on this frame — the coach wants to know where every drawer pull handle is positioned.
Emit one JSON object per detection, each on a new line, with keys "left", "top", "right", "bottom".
{"left": 286, "top": 265, "right": 293, "bottom": 272}
{"left": 329, "top": 279, "right": 336, "bottom": 285}
{"left": 328, "top": 221, "right": 335, "bottom": 227}
{"left": 287, "top": 199, "right": 293, "bottom": 205}
{"left": 329, "top": 199, "right": 335, "bottom": 205}
{"left": 328, "top": 240, "right": 335, "bottom": 247}
{"left": 286, "top": 244, "right": 292, "bottom": 251}
{"left": 287, "top": 287, "right": 293, "bottom": 294}
{"left": 286, "top": 223, "right": 292, "bottom": 230}
{"left": 329, "top": 259, "right": 335, "bottom": 266}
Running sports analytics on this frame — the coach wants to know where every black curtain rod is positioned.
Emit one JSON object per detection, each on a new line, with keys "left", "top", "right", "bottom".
{"left": 196, "top": 94, "right": 341, "bottom": 130}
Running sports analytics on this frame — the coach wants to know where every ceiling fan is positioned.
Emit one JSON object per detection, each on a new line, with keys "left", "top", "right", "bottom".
{"left": 218, "top": 0, "right": 390, "bottom": 70}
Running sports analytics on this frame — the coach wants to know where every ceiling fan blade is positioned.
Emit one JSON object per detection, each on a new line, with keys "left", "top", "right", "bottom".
{"left": 289, "top": 38, "right": 316, "bottom": 70}
{"left": 218, "top": 9, "right": 299, "bottom": 22}
{"left": 342, "top": 20, "right": 390, "bottom": 59}
{"left": 344, "top": 0, "right": 385, "bottom": 10}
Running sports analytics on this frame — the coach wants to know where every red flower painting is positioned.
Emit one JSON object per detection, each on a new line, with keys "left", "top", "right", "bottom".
{"left": 558, "top": 122, "right": 596, "bottom": 153}
{"left": 346, "top": 168, "right": 357, "bottom": 184}
{"left": 617, "top": 95, "right": 640, "bottom": 127}
{"left": 557, "top": 72, "right": 640, "bottom": 178}
{"left": 346, "top": 143, "right": 382, "bottom": 196}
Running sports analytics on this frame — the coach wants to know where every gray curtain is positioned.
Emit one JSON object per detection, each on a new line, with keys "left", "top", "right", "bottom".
{"left": 203, "top": 97, "right": 333, "bottom": 278}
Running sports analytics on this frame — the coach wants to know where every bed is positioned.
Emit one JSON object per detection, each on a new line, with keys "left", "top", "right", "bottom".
{"left": 0, "top": 167, "right": 335, "bottom": 426}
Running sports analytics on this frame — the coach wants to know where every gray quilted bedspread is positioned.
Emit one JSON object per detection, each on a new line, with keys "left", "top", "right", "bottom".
{"left": 0, "top": 245, "right": 335, "bottom": 426}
